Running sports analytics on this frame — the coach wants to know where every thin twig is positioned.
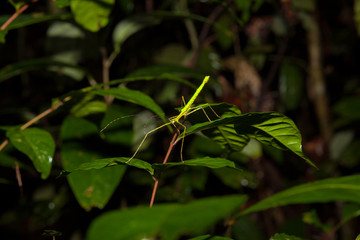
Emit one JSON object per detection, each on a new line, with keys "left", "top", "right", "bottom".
{"left": 14, "top": 159, "right": 23, "bottom": 196}
{"left": 149, "top": 131, "right": 179, "bottom": 208}
{"left": 0, "top": 4, "right": 29, "bottom": 31}
{"left": 0, "top": 0, "right": 39, "bottom": 31}
{"left": 0, "top": 97, "right": 71, "bottom": 152}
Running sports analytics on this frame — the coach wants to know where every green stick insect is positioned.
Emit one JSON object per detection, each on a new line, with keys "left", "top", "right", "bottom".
{"left": 127, "top": 75, "right": 220, "bottom": 163}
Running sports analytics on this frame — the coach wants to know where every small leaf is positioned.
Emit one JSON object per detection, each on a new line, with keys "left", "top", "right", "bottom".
{"left": 270, "top": 233, "right": 305, "bottom": 240}
{"left": 93, "top": 87, "right": 166, "bottom": 123}
{"left": 302, "top": 209, "right": 332, "bottom": 231}
{"left": 70, "top": 0, "right": 115, "bottom": 32}
{"left": 240, "top": 175, "right": 360, "bottom": 215}
{"left": 86, "top": 195, "right": 247, "bottom": 240}
{"left": 7, "top": 128, "right": 55, "bottom": 179}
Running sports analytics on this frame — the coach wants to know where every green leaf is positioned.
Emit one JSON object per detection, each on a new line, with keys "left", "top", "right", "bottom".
{"left": 231, "top": 216, "right": 264, "bottom": 240}
{"left": 72, "top": 100, "right": 107, "bottom": 117}
{"left": 153, "top": 157, "right": 241, "bottom": 177}
{"left": 270, "top": 233, "right": 305, "bottom": 240}
{"left": 61, "top": 117, "right": 125, "bottom": 211}
{"left": 0, "top": 58, "right": 87, "bottom": 82}
{"left": 333, "top": 96, "right": 360, "bottom": 120}
{"left": 127, "top": 65, "right": 204, "bottom": 85}
{"left": 0, "top": 13, "right": 71, "bottom": 31}
{"left": 0, "top": 30, "right": 7, "bottom": 43}
{"left": 189, "top": 235, "right": 234, "bottom": 240}
{"left": 0, "top": 13, "right": 71, "bottom": 43}
{"left": 240, "top": 175, "right": 360, "bottom": 215}
{"left": 185, "top": 103, "right": 249, "bottom": 152}
{"left": 70, "top": 0, "right": 115, "bottom": 32}
{"left": 302, "top": 209, "right": 332, "bottom": 231}
{"left": 68, "top": 157, "right": 154, "bottom": 176}
{"left": 54, "top": 0, "right": 70, "bottom": 8}
{"left": 356, "top": 234, "right": 360, "bottom": 240}
{"left": 234, "top": 112, "right": 315, "bottom": 168}
{"left": 92, "top": 87, "right": 167, "bottom": 123}
{"left": 184, "top": 110, "right": 314, "bottom": 167}
{"left": 113, "top": 15, "right": 160, "bottom": 53}
{"left": 279, "top": 61, "right": 305, "bottom": 110}
{"left": 7, "top": 128, "right": 55, "bottom": 179}
{"left": 86, "top": 195, "right": 247, "bottom": 240}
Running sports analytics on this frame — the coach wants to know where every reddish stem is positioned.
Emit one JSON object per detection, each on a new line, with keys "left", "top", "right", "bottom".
{"left": 149, "top": 131, "right": 179, "bottom": 207}
{"left": 1, "top": 4, "right": 29, "bottom": 31}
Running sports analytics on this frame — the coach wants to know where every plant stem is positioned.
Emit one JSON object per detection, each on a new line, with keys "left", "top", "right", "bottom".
{"left": 0, "top": 0, "right": 38, "bottom": 31}
{"left": 0, "top": 97, "right": 71, "bottom": 152}
{"left": 149, "top": 131, "right": 179, "bottom": 207}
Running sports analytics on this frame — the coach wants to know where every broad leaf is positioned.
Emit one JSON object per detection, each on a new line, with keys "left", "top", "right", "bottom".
{"left": 240, "top": 175, "right": 360, "bottom": 215}
{"left": 61, "top": 117, "right": 125, "bottom": 211}
{"left": 234, "top": 112, "right": 315, "bottom": 168}
{"left": 86, "top": 195, "right": 247, "bottom": 240}
{"left": 185, "top": 103, "right": 249, "bottom": 152}
{"left": 7, "top": 128, "right": 55, "bottom": 179}
{"left": 184, "top": 110, "right": 315, "bottom": 168}
{"left": 93, "top": 87, "right": 167, "bottom": 123}
{"left": 70, "top": 0, "right": 115, "bottom": 32}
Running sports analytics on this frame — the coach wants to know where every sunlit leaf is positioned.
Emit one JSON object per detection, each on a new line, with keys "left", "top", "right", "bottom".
{"left": 87, "top": 195, "right": 247, "bottom": 240}
{"left": 7, "top": 128, "right": 55, "bottom": 179}
{"left": 184, "top": 109, "right": 314, "bottom": 167}
{"left": 240, "top": 175, "right": 360, "bottom": 215}
{"left": 70, "top": 0, "right": 115, "bottom": 32}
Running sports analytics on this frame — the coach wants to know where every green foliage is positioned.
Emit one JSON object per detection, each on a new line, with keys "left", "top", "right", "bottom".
{"left": 70, "top": 0, "right": 115, "bottom": 32}
{"left": 240, "top": 175, "right": 360, "bottom": 215}
{"left": 6, "top": 127, "right": 55, "bottom": 179}
{"left": 86, "top": 195, "right": 247, "bottom": 240}
{"left": 1, "top": 0, "right": 359, "bottom": 239}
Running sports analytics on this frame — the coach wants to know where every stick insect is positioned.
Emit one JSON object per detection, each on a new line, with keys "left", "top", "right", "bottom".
{"left": 127, "top": 75, "right": 220, "bottom": 163}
